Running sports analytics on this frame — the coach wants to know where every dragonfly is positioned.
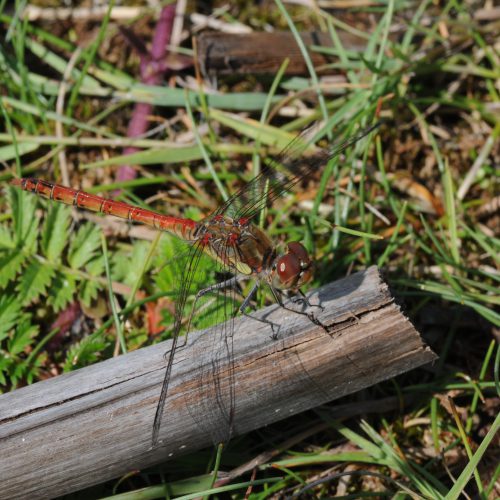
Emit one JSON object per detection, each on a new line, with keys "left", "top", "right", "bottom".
{"left": 11, "top": 121, "right": 379, "bottom": 447}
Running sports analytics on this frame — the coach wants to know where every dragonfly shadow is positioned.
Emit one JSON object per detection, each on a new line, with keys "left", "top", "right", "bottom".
{"left": 315, "top": 269, "right": 368, "bottom": 322}
{"left": 164, "top": 268, "right": 372, "bottom": 449}
{"left": 263, "top": 268, "right": 374, "bottom": 409}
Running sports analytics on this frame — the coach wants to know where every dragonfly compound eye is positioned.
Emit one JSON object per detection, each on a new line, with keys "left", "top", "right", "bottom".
{"left": 274, "top": 242, "right": 313, "bottom": 289}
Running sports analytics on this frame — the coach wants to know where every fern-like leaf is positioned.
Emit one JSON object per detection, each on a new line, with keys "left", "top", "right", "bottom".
{"left": 42, "top": 202, "right": 71, "bottom": 262}
{"left": 48, "top": 271, "right": 77, "bottom": 312}
{"left": 0, "top": 354, "right": 13, "bottom": 387}
{"left": 68, "top": 223, "right": 101, "bottom": 269}
{"left": 113, "top": 240, "right": 150, "bottom": 288}
{"left": 154, "top": 235, "right": 189, "bottom": 291}
{"left": 9, "top": 187, "right": 39, "bottom": 253}
{"left": 24, "top": 352, "right": 46, "bottom": 385}
{"left": 0, "top": 250, "right": 26, "bottom": 289}
{"left": 8, "top": 316, "right": 39, "bottom": 356}
{"left": 80, "top": 256, "right": 105, "bottom": 306}
{"left": 63, "top": 334, "right": 109, "bottom": 372}
{"left": 0, "top": 224, "right": 13, "bottom": 249}
{"left": 16, "top": 259, "right": 55, "bottom": 304}
{"left": 0, "top": 294, "right": 22, "bottom": 342}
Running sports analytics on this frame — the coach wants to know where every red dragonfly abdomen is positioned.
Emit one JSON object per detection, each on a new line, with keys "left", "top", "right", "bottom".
{"left": 11, "top": 178, "right": 197, "bottom": 241}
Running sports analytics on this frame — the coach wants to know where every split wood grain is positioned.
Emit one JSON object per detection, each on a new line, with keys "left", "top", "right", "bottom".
{"left": 0, "top": 266, "right": 436, "bottom": 499}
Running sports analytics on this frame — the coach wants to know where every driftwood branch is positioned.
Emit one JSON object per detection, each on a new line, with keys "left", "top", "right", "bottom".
{"left": 196, "top": 31, "right": 367, "bottom": 76}
{"left": 0, "top": 266, "right": 436, "bottom": 499}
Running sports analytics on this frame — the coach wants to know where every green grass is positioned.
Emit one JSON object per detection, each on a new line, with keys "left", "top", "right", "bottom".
{"left": 1, "top": 0, "right": 499, "bottom": 499}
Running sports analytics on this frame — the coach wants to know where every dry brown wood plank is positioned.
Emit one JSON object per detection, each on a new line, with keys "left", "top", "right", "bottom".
{"left": 0, "top": 266, "right": 436, "bottom": 499}
{"left": 197, "top": 31, "right": 367, "bottom": 76}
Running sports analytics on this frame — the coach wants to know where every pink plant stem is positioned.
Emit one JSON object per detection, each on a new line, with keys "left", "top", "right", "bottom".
{"left": 117, "top": 3, "right": 177, "bottom": 184}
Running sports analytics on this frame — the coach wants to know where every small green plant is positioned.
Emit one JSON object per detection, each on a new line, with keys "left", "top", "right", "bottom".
{"left": 0, "top": 188, "right": 110, "bottom": 386}
{"left": 0, "top": 0, "right": 498, "bottom": 498}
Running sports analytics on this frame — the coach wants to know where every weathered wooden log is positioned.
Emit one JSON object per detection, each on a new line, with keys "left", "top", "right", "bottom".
{"left": 197, "top": 31, "right": 367, "bottom": 76}
{"left": 0, "top": 266, "right": 436, "bottom": 499}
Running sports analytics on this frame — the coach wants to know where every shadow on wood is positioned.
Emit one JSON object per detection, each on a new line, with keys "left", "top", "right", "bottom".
{"left": 0, "top": 266, "right": 436, "bottom": 499}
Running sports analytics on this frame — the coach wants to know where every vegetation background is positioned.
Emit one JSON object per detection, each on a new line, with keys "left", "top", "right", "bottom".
{"left": 0, "top": 0, "right": 498, "bottom": 498}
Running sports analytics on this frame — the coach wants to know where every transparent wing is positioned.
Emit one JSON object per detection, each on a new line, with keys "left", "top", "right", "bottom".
{"left": 216, "top": 122, "right": 380, "bottom": 222}
{"left": 188, "top": 276, "right": 239, "bottom": 445}
{"left": 185, "top": 231, "right": 248, "bottom": 445}
{"left": 152, "top": 233, "right": 242, "bottom": 446}
{"left": 152, "top": 238, "right": 209, "bottom": 446}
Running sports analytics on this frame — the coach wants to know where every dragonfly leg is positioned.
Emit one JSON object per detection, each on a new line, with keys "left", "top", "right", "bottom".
{"left": 290, "top": 289, "right": 324, "bottom": 311}
{"left": 239, "top": 282, "right": 280, "bottom": 337}
{"left": 176, "top": 275, "right": 242, "bottom": 351}
{"left": 195, "top": 276, "right": 240, "bottom": 299}
{"left": 239, "top": 281, "right": 259, "bottom": 311}
{"left": 270, "top": 287, "right": 328, "bottom": 333}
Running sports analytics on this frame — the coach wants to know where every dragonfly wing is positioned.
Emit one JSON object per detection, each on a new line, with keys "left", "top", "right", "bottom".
{"left": 153, "top": 232, "right": 241, "bottom": 446}
{"left": 185, "top": 235, "right": 246, "bottom": 445}
{"left": 215, "top": 128, "right": 313, "bottom": 221}
{"left": 217, "top": 122, "right": 380, "bottom": 222}
{"left": 189, "top": 277, "right": 239, "bottom": 444}
{"left": 152, "top": 238, "right": 210, "bottom": 446}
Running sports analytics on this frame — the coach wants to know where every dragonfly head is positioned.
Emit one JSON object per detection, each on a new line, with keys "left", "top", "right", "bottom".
{"left": 272, "top": 242, "right": 313, "bottom": 290}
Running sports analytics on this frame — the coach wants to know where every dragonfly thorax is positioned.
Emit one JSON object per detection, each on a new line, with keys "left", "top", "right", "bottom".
{"left": 196, "top": 216, "right": 313, "bottom": 290}
{"left": 197, "top": 216, "right": 276, "bottom": 277}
